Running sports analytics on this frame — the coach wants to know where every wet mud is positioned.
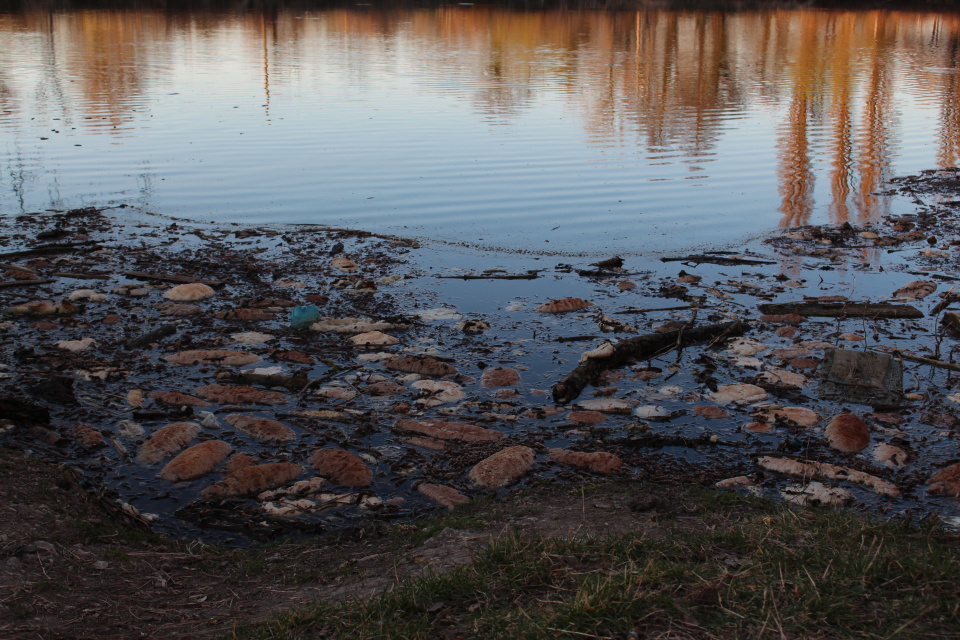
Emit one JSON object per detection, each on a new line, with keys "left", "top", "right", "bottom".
{"left": 4, "top": 169, "right": 960, "bottom": 544}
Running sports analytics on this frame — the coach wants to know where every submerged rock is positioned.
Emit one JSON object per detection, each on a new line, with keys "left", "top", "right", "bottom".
{"left": 155, "top": 302, "right": 202, "bottom": 316}
{"left": 469, "top": 446, "right": 536, "bottom": 489}
{"left": 536, "top": 298, "right": 593, "bottom": 313}
{"left": 825, "top": 414, "right": 870, "bottom": 453}
{"left": 927, "top": 463, "right": 960, "bottom": 497}
{"left": 200, "top": 462, "right": 303, "bottom": 499}
{"left": 149, "top": 391, "right": 210, "bottom": 408}
{"left": 194, "top": 384, "right": 286, "bottom": 405}
{"left": 892, "top": 280, "right": 937, "bottom": 300}
{"left": 547, "top": 449, "right": 621, "bottom": 475}
{"left": 349, "top": 330, "right": 399, "bottom": 347}
{"left": 231, "top": 331, "right": 274, "bottom": 344}
{"left": 164, "top": 350, "right": 261, "bottom": 366}
{"left": 411, "top": 380, "right": 464, "bottom": 406}
{"left": 311, "top": 317, "right": 405, "bottom": 333}
{"left": 384, "top": 356, "right": 457, "bottom": 377}
{"left": 57, "top": 337, "right": 96, "bottom": 352}
{"left": 395, "top": 419, "right": 503, "bottom": 442}
{"left": 575, "top": 398, "right": 634, "bottom": 413}
{"left": 758, "top": 456, "right": 898, "bottom": 497}
{"left": 164, "top": 283, "right": 215, "bottom": 301}
{"left": 137, "top": 422, "right": 200, "bottom": 465}
{"left": 708, "top": 384, "right": 768, "bottom": 405}
{"left": 753, "top": 406, "right": 821, "bottom": 428}
{"left": 309, "top": 449, "right": 372, "bottom": 487}
{"left": 159, "top": 440, "right": 232, "bottom": 482}
{"left": 418, "top": 483, "right": 469, "bottom": 509}
{"left": 480, "top": 367, "right": 520, "bottom": 389}
{"left": 782, "top": 481, "right": 854, "bottom": 507}
{"left": 73, "top": 423, "right": 105, "bottom": 450}
{"left": 873, "top": 443, "right": 910, "bottom": 468}
{"left": 224, "top": 414, "right": 295, "bottom": 442}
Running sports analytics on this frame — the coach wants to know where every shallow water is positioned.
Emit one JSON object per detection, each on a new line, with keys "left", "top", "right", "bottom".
{"left": 1, "top": 7, "right": 957, "bottom": 254}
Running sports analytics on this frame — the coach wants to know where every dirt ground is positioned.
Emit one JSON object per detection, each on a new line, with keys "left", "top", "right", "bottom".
{"left": 0, "top": 447, "right": 717, "bottom": 640}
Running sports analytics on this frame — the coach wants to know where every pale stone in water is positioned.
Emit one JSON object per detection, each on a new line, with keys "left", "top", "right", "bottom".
{"left": 117, "top": 420, "right": 144, "bottom": 439}
{"left": 716, "top": 476, "right": 756, "bottom": 489}
{"left": 57, "top": 337, "right": 96, "bottom": 352}
{"left": 633, "top": 405, "right": 670, "bottom": 419}
{"left": 579, "top": 341, "right": 615, "bottom": 363}
{"left": 68, "top": 289, "right": 106, "bottom": 302}
{"left": 164, "top": 283, "right": 215, "bottom": 301}
{"left": 228, "top": 332, "right": 272, "bottom": 345}
{"left": 330, "top": 257, "right": 359, "bottom": 272}
{"left": 349, "top": 330, "right": 399, "bottom": 347}
{"left": 311, "top": 317, "right": 405, "bottom": 333}
{"left": 126, "top": 389, "right": 144, "bottom": 409}
{"left": 575, "top": 398, "right": 634, "bottom": 413}
{"left": 873, "top": 442, "right": 910, "bottom": 468}
{"left": 782, "top": 481, "right": 854, "bottom": 507}
{"left": 726, "top": 338, "right": 768, "bottom": 357}
{"left": 758, "top": 456, "right": 898, "bottom": 497}
{"left": 708, "top": 384, "right": 768, "bottom": 405}
{"left": 469, "top": 446, "right": 536, "bottom": 489}
{"left": 732, "top": 357, "right": 764, "bottom": 369}
{"left": 314, "top": 386, "right": 358, "bottom": 401}
{"left": 753, "top": 406, "right": 821, "bottom": 428}
{"left": 411, "top": 380, "right": 464, "bottom": 404}
{"left": 838, "top": 333, "right": 865, "bottom": 342}
{"left": 414, "top": 308, "right": 462, "bottom": 321}
{"left": 757, "top": 369, "right": 807, "bottom": 388}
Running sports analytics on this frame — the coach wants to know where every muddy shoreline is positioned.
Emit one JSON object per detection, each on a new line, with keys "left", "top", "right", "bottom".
{"left": 3, "top": 169, "right": 960, "bottom": 548}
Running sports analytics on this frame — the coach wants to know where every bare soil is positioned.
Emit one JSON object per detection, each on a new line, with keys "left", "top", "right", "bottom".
{"left": 0, "top": 447, "right": 710, "bottom": 640}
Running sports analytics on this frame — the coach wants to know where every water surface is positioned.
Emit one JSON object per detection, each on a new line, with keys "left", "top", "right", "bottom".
{"left": 1, "top": 7, "right": 959, "bottom": 254}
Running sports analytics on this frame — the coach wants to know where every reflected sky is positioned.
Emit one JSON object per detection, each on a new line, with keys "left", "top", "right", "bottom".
{"left": 0, "top": 8, "right": 957, "bottom": 255}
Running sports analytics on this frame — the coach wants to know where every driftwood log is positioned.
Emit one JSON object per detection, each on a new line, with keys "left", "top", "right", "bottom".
{"left": 661, "top": 254, "right": 775, "bottom": 266}
{"left": 216, "top": 371, "right": 310, "bottom": 392}
{"left": 552, "top": 319, "right": 749, "bottom": 405}
{"left": 758, "top": 301, "right": 923, "bottom": 319}
{"left": 123, "top": 271, "right": 224, "bottom": 288}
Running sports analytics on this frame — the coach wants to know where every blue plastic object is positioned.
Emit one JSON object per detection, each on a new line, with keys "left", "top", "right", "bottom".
{"left": 290, "top": 304, "right": 321, "bottom": 329}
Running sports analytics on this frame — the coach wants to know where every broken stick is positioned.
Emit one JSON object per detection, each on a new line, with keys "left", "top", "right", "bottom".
{"left": 552, "top": 319, "right": 749, "bottom": 405}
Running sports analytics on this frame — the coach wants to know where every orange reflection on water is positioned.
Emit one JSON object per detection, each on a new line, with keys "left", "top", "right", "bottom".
{"left": 2, "top": 7, "right": 960, "bottom": 227}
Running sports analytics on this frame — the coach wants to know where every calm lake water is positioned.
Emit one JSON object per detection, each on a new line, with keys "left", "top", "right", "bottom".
{"left": 1, "top": 7, "right": 958, "bottom": 255}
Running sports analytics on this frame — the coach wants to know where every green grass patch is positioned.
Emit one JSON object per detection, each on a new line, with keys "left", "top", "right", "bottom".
{"left": 231, "top": 490, "right": 960, "bottom": 640}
